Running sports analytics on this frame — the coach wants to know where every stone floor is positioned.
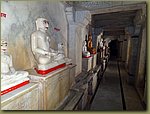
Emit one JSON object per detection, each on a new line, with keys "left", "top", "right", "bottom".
{"left": 90, "top": 58, "right": 144, "bottom": 111}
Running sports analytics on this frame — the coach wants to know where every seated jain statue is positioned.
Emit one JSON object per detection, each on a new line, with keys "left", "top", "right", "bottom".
{"left": 1, "top": 40, "right": 29, "bottom": 95}
{"left": 82, "top": 40, "right": 91, "bottom": 58}
{"left": 87, "top": 34, "right": 96, "bottom": 54}
{"left": 97, "top": 32, "right": 103, "bottom": 49}
{"left": 31, "top": 18, "right": 67, "bottom": 74}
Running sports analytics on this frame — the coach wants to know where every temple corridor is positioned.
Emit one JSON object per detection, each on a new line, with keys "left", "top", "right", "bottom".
{"left": 90, "top": 58, "right": 144, "bottom": 110}
{"left": 1, "top": 1, "right": 147, "bottom": 111}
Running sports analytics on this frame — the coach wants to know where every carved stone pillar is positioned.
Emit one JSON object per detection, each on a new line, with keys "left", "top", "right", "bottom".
{"left": 66, "top": 7, "right": 92, "bottom": 75}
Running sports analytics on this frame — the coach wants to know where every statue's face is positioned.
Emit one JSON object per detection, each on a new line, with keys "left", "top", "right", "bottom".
{"left": 1, "top": 40, "right": 8, "bottom": 53}
{"left": 43, "top": 19, "right": 49, "bottom": 31}
{"left": 36, "top": 18, "right": 49, "bottom": 31}
{"left": 88, "top": 35, "right": 92, "bottom": 40}
{"left": 83, "top": 41, "right": 86, "bottom": 45}
{"left": 100, "top": 32, "right": 103, "bottom": 36}
{"left": 58, "top": 43, "right": 64, "bottom": 49}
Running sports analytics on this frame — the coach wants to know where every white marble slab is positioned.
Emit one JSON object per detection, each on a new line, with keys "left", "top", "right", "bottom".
{"left": 1, "top": 83, "right": 39, "bottom": 110}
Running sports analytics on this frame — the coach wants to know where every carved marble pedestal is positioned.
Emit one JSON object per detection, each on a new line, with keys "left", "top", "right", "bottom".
{"left": 1, "top": 83, "right": 39, "bottom": 110}
{"left": 91, "top": 54, "right": 97, "bottom": 69}
{"left": 82, "top": 57, "right": 92, "bottom": 72}
{"left": 27, "top": 64, "right": 76, "bottom": 110}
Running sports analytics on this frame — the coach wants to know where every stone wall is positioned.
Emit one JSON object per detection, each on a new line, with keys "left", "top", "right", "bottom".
{"left": 135, "top": 22, "right": 146, "bottom": 87}
{"left": 1, "top": 1, "right": 68, "bottom": 70}
{"left": 66, "top": 8, "right": 91, "bottom": 76}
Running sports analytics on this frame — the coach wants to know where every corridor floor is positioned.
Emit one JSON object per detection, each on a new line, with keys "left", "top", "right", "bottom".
{"left": 90, "top": 59, "right": 144, "bottom": 111}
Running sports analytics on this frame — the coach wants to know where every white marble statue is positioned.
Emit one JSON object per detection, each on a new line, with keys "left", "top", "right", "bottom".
{"left": 57, "top": 42, "right": 72, "bottom": 65}
{"left": 31, "top": 18, "right": 67, "bottom": 72}
{"left": 97, "top": 32, "right": 103, "bottom": 48}
{"left": 31, "top": 18, "right": 65, "bottom": 65}
{"left": 1, "top": 40, "right": 29, "bottom": 92}
{"left": 82, "top": 40, "right": 90, "bottom": 57}
{"left": 1, "top": 41, "right": 15, "bottom": 76}
{"left": 100, "top": 38, "right": 104, "bottom": 48}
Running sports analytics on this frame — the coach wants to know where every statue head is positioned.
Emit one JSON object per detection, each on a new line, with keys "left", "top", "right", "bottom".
{"left": 58, "top": 43, "right": 64, "bottom": 50}
{"left": 100, "top": 38, "right": 104, "bottom": 47}
{"left": 100, "top": 32, "right": 103, "bottom": 36}
{"left": 83, "top": 40, "right": 86, "bottom": 46}
{"left": 58, "top": 43, "right": 65, "bottom": 54}
{"left": 88, "top": 34, "right": 92, "bottom": 40}
{"left": 36, "top": 18, "right": 49, "bottom": 31}
{"left": 1, "top": 40, "right": 8, "bottom": 53}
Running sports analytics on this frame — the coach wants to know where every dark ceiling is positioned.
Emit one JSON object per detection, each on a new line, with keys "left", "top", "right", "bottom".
{"left": 92, "top": 10, "right": 137, "bottom": 36}
{"left": 64, "top": 1, "right": 141, "bottom": 36}
{"left": 64, "top": 1, "right": 143, "bottom": 11}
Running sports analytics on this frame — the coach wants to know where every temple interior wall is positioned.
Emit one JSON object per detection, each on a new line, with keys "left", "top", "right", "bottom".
{"left": 1, "top": 1, "right": 68, "bottom": 70}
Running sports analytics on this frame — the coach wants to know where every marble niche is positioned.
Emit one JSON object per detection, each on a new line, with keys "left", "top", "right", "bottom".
{"left": 27, "top": 18, "right": 76, "bottom": 110}
{"left": 82, "top": 40, "right": 92, "bottom": 72}
{"left": 1, "top": 40, "right": 40, "bottom": 110}
{"left": 87, "top": 33, "right": 97, "bottom": 69}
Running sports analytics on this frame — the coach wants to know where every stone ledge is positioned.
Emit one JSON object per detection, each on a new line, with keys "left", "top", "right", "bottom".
{"left": 56, "top": 88, "right": 84, "bottom": 110}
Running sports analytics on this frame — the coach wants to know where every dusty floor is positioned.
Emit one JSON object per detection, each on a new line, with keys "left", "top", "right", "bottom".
{"left": 90, "top": 58, "right": 144, "bottom": 111}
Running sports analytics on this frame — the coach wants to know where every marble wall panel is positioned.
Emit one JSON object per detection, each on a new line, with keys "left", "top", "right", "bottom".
{"left": 28, "top": 66, "right": 72, "bottom": 110}
{"left": 1, "top": 1, "right": 68, "bottom": 70}
{"left": 1, "top": 83, "right": 39, "bottom": 110}
{"left": 75, "top": 26, "right": 83, "bottom": 75}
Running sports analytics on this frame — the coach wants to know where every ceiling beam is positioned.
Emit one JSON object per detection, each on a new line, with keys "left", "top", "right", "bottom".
{"left": 92, "top": 18, "right": 132, "bottom": 25}
{"left": 92, "top": 11, "right": 136, "bottom": 20}
{"left": 93, "top": 20, "right": 133, "bottom": 28}
{"left": 93, "top": 23, "right": 133, "bottom": 28}
{"left": 91, "top": 3, "right": 146, "bottom": 15}
{"left": 93, "top": 16, "right": 134, "bottom": 22}
{"left": 104, "top": 30, "right": 125, "bottom": 36}
{"left": 104, "top": 27, "right": 125, "bottom": 31}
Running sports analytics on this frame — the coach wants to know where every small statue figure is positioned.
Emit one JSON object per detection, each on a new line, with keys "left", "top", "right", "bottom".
{"left": 31, "top": 18, "right": 67, "bottom": 74}
{"left": 1, "top": 40, "right": 29, "bottom": 94}
{"left": 1, "top": 40, "right": 15, "bottom": 76}
{"left": 87, "top": 34, "right": 96, "bottom": 54}
{"left": 82, "top": 40, "right": 91, "bottom": 58}
{"left": 58, "top": 43, "right": 72, "bottom": 65}
{"left": 58, "top": 43, "right": 65, "bottom": 54}
{"left": 100, "top": 38, "right": 104, "bottom": 48}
